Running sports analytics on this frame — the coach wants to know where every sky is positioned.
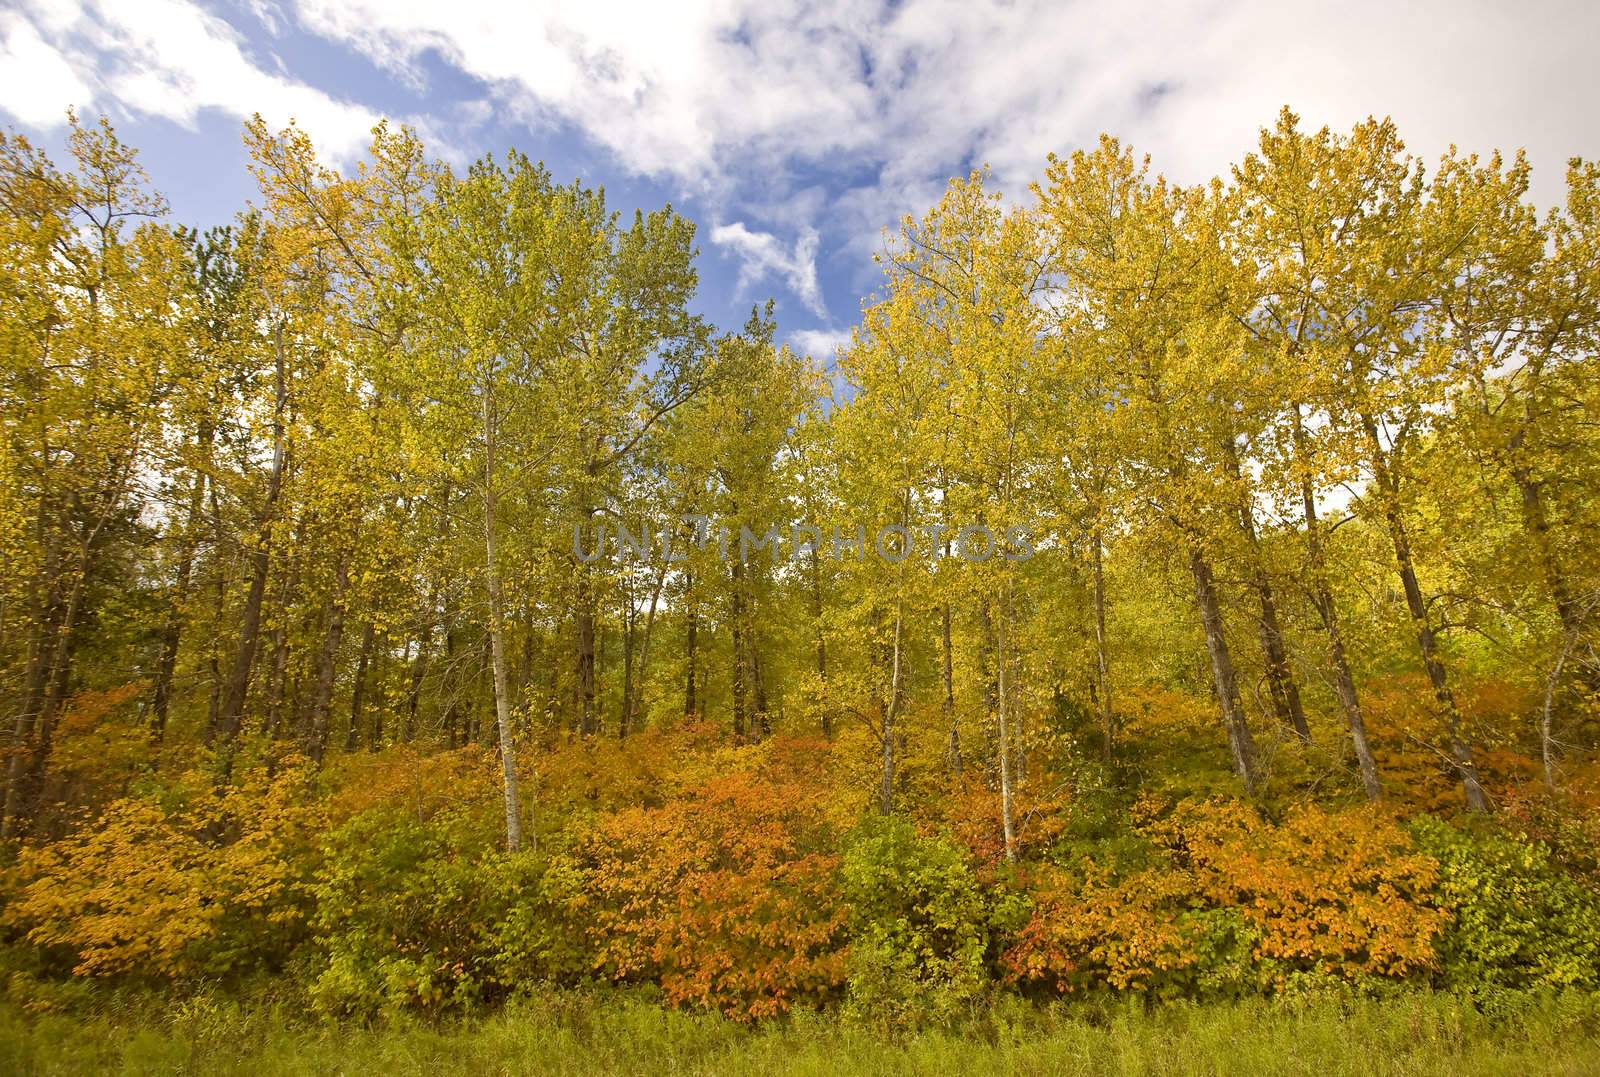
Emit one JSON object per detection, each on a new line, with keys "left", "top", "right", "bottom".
{"left": 3, "top": 0, "right": 1599, "bottom": 362}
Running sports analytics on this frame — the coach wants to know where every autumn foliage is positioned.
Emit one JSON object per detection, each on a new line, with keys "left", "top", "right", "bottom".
{"left": 3, "top": 103, "right": 1600, "bottom": 1031}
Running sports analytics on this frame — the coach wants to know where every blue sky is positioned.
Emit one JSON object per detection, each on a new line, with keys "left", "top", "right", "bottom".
{"left": 4, "top": 0, "right": 1599, "bottom": 361}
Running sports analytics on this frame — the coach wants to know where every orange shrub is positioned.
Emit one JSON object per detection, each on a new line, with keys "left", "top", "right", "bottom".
{"left": 1153, "top": 800, "right": 1447, "bottom": 984}
{"left": 1002, "top": 862, "right": 1247, "bottom": 998}
{"left": 1003, "top": 799, "right": 1448, "bottom": 997}
{"left": 573, "top": 766, "right": 848, "bottom": 1020}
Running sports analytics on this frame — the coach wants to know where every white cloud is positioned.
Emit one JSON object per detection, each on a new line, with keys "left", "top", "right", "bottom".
{"left": 242, "top": 0, "right": 288, "bottom": 37}
{"left": 1, "top": 0, "right": 379, "bottom": 161}
{"left": 7, "top": 1, "right": 1598, "bottom": 314}
{"left": 710, "top": 221, "right": 827, "bottom": 318}
{"left": 789, "top": 327, "right": 853, "bottom": 363}
{"left": 0, "top": 12, "right": 91, "bottom": 127}
{"left": 263, "top": 0, "right": 1600, "bottom": 305}
{"left": 273, "top": 1, "right": 1600, "bottom": 210}
{"left": 289, "top": 0, "right": 880, "bottom": 186}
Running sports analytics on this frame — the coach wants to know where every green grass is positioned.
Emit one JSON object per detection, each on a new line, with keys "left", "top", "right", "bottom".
{"left": 3, "top": 989, "right": 1600, "bottom": 1076}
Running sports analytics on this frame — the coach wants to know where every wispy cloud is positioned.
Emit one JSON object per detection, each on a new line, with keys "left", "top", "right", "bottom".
{"left": 710, "top": 222, "right": 827, "bottom": 319}
{"left": 2, "top": 0, "right": 378, "bottom": 160}
{"left": 789, "top": 327, "right": 853, "bottom": 363}
{"left": 249, "top": 0, "right": 1600, "bottom": 302}
{"left": 5, "top": 1, "right": 1598, "bottom": 318}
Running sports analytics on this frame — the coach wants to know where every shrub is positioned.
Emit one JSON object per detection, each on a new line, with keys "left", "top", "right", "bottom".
{"left": 1160, "top": 800, "right": 1447, "bottom": 988}
{"left": 306, "top": 806, "right": 585, "bottom": 1017}
{"left": 1002, "top": 861, "right": 1254, "bottom": 1000}
{"left": 574, "top": 770, "right": 848, "bottom": 1021}
{"left": 1004, "top": 800, "right": 1446, "bottom": 999}
{"left": 840, "top": 815, "right": 989, "bottom": 1030}
{"left": 1411, "top": 815, "right": 1600, "bottom": 1004}
{"left": 3, "top": 763, "right": 323, "bottom": 980}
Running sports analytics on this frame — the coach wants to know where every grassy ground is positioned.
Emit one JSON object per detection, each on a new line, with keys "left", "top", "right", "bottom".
{"left": 3, "top": 989, "right": 1599, "bottom": 1076}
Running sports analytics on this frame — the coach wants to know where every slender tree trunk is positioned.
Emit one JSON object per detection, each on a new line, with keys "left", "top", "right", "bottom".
{"left": 812, "top": 546, "right": 831, "bottom": 739}
{"left": 574, "top": 497, "right": 599, "bottom": 736}
{"left": 345, "top": 619, "right": 375, "bottom": 752}
{"left": 996, "top": 595, "right": 1017, "bottom": 862}
{"left": 1092, "top": 527, "right": 1114, "bottom": 762}
{"left": 1542, "top": 627, "right": 1577, "bottom": 791}
{"left": 215, "top": 325, "right": 288, "bottom": 759}
{"left": 305, "top": 557, "right": 351, "bottom": 763}
{"left": 748, "top": 561, "right": 770, "bottom": 740}
{"left": 1189, "top": 544, "right": 1258, "bottom": 795}
{"left": 1293, "top": 408, "right": 1380, "bottom": 799}
{"left": 730, "top": 561, "right": 747, "bottom": 739}
{"left": 205, "top": 472, "right": 228, "bottom": 732}
{"left": 3, "top": 559, "right": 84, "bottom": 837}
{"left": 978, "top": 600, "right": 1000, "bottom": 780}
{"left": 1361, "top": 413, "right": 1485, "bottom": 811}
{"left": 1252, "top": 580, "right": 1308, "bottom": 742}
{"left": 151, "top": 423, "right": 213, "bottom": 743}
{"left": 574, "top": 580, "right": 597, "bottom": 735}
{"left": 1515, "top": 468, "right": 1596, "bottom": 694}
{"left": 751, "top": 649, "right": 771, "bottom": 739}
{"left": 628, "top": 559, "right": 668, "bottom": 735}
{"left": 1220, "top": 435, "right": 1309, "bottom": 742}
{"left": 260, "top": 549, "right": 297, "bottom": 741}
{"left": 1389, "top": 514, "right": 1487, "bottom": 811}
{"left": 684, "top": 568, "right": 698, "bottom": 718}
{"left": 4, "top": 564, "right": 60, "bottom": 836}
{"left": 618, "top": 574, "right": 636, "bottom": 739}
{"left": 481, "top": 388, "right": 525, "bottom": 852}
{"left": 369, "top": 645, "right": 386, "bottom": 749}
{"left": 943, "top": 601, "right": 961, "bottom": 777}
{"left": 881, "top": 600, "right": 903, "bottom": 816}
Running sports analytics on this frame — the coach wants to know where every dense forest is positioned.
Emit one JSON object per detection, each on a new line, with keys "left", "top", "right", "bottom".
{"left": 2, "top": 105, "right": 1600, "bottom": 1045}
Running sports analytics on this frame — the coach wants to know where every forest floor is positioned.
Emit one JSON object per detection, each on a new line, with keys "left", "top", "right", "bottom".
{"left": 2, "top": 989, "right": 1599, "bottom": 1076}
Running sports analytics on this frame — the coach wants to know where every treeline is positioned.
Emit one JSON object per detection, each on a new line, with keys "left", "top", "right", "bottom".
{"left": 1, "top": 107, "right": 1599, "bottom": 1018}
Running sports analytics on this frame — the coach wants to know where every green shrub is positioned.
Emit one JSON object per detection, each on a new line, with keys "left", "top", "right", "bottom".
{"left": 1411, "top": 816, "right": 1600, "bottom": 1006}
{"left": 840, "top": 816, "right": 989, "bottom": 1031}
{"left": 306, "top": 807, "right": 585, "bottom": 1017}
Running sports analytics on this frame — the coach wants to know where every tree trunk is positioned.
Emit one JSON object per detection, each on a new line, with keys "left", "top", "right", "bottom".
{"left": 1293, "top": 408, "right": 1380, "bottom": 800}
{"left": 481, "top": 389, "right": 525, "bottom": 852}
{"left": 151, "top": 422, "right": 213, "bottom": 743}
{"left": 345, "top": 620, "right": 375, "bottom": 752}
{"left": 1220, "top": 435, "right": 1309, "bottom": 742}
{"left": 1543, "top": 627, "right": 1577, "bottom": 790}
{"left": 2, "top": 557, "right": 84, "bottom": 837}
{"left": 730, "top": 561, "right": 747, "bottom": 739}
{"left": 618, "top": 575, "right": 636, "bottom": 739}
{"left": 812, "top": 545, "right": 831, "bottom": 739}
{"left": 1361, "top": 413, "right": 1485, "bottom": 811}
{"left": 943, "top": 601, "right": 961, "bottom": 777}
{"left": 260, "top": 551, "right": 296, "bottom": 741}
{"left": 215, "top": 324, "right": 288, "bottom": 759}
{"left": 880, "top": 600, "right": 903, "bottom": 816}
{"left": 574, "top": 503, "right": 598, "bottom": 736}
{"left": 1189, "top": 544, "right": 1258, "bottom": 795}
{"left": 995, "top": 595, "right": 1017, "bottom": 862}
{"left": 1092, "top": 527, "right": 1114, "bottom": 762}
{"left": 628, "top": 559, "right": 668, "bottom": 735}
{"left": 4, "top": 563, "right": 61, "bottom": 837}
{"left": 304, "top": 557, "right": 351, "bottom": 763}
{"left": 683, "top": 568, "right": 698, "bottom": 718}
